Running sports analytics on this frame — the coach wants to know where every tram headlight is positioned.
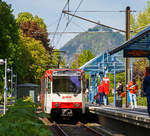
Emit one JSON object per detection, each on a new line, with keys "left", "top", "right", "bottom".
{"left": 76, "top": 104, "right": 79, "bottom": 107}
{"left": 74, "top": 103, "right": 80, "bottom": 108}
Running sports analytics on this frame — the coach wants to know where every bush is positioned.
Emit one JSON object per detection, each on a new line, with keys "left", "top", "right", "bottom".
{"left": 0, "top": 98, "right": 52, "bottom": 136}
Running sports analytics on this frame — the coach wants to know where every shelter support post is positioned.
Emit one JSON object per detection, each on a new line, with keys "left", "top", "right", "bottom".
{"left": 130, "top": 61, "right": 133, "bottom": 81}
{"left": 91, "top": 74, "right": 95, "bottom": 103}
{"left": 88, "top": 75, "right": 91, "bottom": 103}
{"left": 125, "top": 6, "right": 131, "bottom": 108}
{"left": 114, "top": 63, "right": 116, "bottom": 107}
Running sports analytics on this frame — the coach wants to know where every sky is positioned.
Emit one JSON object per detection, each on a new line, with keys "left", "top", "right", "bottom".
{"left": 4, "top": 0, "right": 148, "bottom": 49}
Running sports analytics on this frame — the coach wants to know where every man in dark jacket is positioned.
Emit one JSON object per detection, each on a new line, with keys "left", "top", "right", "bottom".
{"left": 143, "top": 68, "right": 150, "bottom": 116}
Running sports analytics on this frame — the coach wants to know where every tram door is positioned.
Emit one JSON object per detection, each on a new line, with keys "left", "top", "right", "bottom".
{"left": 44, "top": 77, "right": 48, "bottom": 111}
{"left": 47, "top": 76, "right": 52, "bottom": 113}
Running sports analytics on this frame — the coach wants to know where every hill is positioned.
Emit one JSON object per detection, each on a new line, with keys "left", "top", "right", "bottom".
{"left": 60, "top": 25, "right": 124, "bottom": 65}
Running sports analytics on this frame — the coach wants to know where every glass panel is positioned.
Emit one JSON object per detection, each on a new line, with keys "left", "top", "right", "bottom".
{"left": 53, "top": 76, "right": 81, "bottom": 93}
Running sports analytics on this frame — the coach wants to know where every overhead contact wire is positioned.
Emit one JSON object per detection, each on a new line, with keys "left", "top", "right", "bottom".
{"left": 55, "top": 0, "right": 84, "bottom": 47}
{"left": 51, "top": 1, "right": 68, "bottom": 46}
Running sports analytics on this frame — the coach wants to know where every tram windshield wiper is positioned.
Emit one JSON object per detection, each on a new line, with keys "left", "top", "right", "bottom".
{"left": 74, "top": 89, "right": 80, "bottom": 96}
{"left": 55, "top": 92, "right": 60, "bottom": 96}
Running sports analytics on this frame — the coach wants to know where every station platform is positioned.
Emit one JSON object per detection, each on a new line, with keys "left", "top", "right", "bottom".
{"left": 86, "top": 103, "right": 150, "bottom": 135}
{"left": 86, "top": 103, "right": 150, "bottom": 128}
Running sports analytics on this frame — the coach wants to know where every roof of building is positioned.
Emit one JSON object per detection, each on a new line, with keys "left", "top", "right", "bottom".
{"left": 17, "top": 83, "right": 39, "bottom": 87}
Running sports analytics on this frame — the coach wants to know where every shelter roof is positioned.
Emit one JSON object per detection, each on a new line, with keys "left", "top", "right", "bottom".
{"left": 109, "top": 26, "right": 150, "bottom": 57}
{"left": 80, "top": 52, "right": 124, "bottom": 73}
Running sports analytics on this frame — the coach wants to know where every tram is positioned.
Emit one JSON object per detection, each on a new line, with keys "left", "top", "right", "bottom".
{"left": 40, "top": 69, "right": 86, "bottom": 117}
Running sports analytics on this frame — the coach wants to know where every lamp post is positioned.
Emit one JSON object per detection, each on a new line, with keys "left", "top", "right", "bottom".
{"left": 0, "top": 59, "right": 7, "bottom": 114}
{"left": 7, "top": 68, "right": 13, "bottom": 105}
{"left": 13, "top": 74, "right": 17, "bottom": 102}
{"left": 14, "top": 74, "right": 17, "bottom": 102}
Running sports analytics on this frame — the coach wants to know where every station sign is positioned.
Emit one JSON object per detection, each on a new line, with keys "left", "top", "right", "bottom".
{"left": 124, "top": 49, "right": 150, "bottom": 57}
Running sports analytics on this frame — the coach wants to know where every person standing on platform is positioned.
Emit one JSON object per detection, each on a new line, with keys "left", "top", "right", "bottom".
{"left": 143, "top": 68, "right": 150, "bottom": 117}
{"left": 116, "top": 81, "right": 123, "bottom": 107}
{"left": 103, "top": 85, "right": 109, "bottom": 106}
{"left": 97, "top": 83, "right": 104, "bottom": 105}
{"left": 127, "top": 79, "right": 138, "bottom": 110}
{"left": 116, "top": 81, "right": 123, "bottom": 99}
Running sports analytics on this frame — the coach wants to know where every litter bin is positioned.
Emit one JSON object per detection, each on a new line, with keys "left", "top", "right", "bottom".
{"left": 116, "top": 98, "right": 122, "bottom": 107}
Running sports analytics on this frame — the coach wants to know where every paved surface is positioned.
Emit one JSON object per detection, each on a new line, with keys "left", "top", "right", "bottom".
{"left": 87, "top": 103, "right": 148, "bottom": 116}
{"left": 86, "top": 104, "right": 149, "bottom": 118}
{"left": 87, "top": 103, "right": 150, "bottom": 129}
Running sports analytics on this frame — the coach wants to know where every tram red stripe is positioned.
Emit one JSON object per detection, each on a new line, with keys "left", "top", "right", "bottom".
{"left": 52, "top": 102, "right": 82, "bottom": 109}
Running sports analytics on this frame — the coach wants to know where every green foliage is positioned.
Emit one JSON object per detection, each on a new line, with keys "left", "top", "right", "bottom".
{"left": 71, "top": 49, "right": 95, "bottom": 68}
{"left": 108, "top": 96, "right": 147, "bottom": 106}
{"left": 0, "top": 1, "right": 19, "bottom": 69}
{"left": 16, "top": 12, "right": 46, "bottom": 29}
{"left": 133, "top": 58, "right": 149, "bottom": 82}
{"left": 50, "top": 49, "right": 65, "bottom": 68}
{"left": 18, "top": 34, "right": 50, "bottom": 83}
{"left": 0, "top": 99, "right": 52, "bottom": 136}
{"left": 15, "top": 12, "right": 53, "bottom": 83}
{"left": 0, "top": 0, "right": 20, "bottom": 97}
{"left": 131, "top": 0, "right": 150, "bottom": 34}
{"left": 0, "top": 1, "right": 19, "bottom": 58}
{"left": 88, "top": 25, "right": 112, "bottom": 32}
{"left": 107, "top": 72, "right": 125, "bottom": 94}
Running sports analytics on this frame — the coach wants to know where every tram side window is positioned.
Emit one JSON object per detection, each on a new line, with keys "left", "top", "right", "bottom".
{"left": 48, "top": 76, "right": 51, "bottom": 93}
{"left": 41, "top": 80, "right": 43, "bottom": 93}
{"left": 45, "top": 77, "right": 49, "bottom": 92}
{"left": 42, "top": 79, "right": 44, "bottom": 92}
{"left": 43, "top": 80, "right": 45, "bottom": 91}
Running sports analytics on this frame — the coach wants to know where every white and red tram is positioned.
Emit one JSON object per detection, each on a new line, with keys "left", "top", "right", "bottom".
{"left": 40, "top": 69, "right": 86, "bottom": 117}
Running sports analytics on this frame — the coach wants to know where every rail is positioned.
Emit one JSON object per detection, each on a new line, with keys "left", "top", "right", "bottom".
{"left": 54, "top": 124, "right": 69, "bottom": 136}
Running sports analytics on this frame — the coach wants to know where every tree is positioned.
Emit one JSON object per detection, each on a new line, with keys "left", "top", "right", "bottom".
{"left": 0, "top": 0, "right": 20, "bottom": 95}
{"left": 16, "top": 12, "right": 46, "bottom": 29}
{"left": 71, "top": 49, "right": 95, "bottom": 68}
{"left": 20, "top": 21, "right": 51, "bottom": 52}
{"left": 15, "top": 12, "right": 54, "bottom": 83}
{"left": 16, "top": 12, "right": 53, "bottom": 53}
{"left": 131, "top": 1, "right": 150, "bottom": 34}
{"left": 0, "top": 0, "right": 19, "bottom": 60}
{"left": 18, "top": 34, "right": 50, "bottom": 83}
{"left": 50, "top": 49, "right": 66, "bottom": 68}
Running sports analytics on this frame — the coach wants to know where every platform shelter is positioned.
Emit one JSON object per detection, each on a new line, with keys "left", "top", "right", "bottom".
{"left": 80, "top": 51, "right": 125, "bottom": 104}
{"left": 80, "top": 26, "right": 150, "bottom": 105}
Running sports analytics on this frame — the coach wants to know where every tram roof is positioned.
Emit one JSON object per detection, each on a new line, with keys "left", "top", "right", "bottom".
{"left": 109, "top": 26, "right": 150, "bottom": 56}
{"left": 41, "top": 69, "right": 84, "bottom": 79}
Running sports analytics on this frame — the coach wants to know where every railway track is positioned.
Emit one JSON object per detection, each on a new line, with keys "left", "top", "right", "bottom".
{"left": 52, "top": 122, "right": 104, "bottom": 136}
{"left": 41, "top": 117, "right": 104, "bottom": 136}
{"left": 40, "top": 117, "right": 125, "bottom": 136}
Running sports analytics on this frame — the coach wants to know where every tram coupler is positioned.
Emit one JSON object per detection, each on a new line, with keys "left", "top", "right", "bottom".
{"left": 61, "top": 109, "right": 73, "bottom": 116}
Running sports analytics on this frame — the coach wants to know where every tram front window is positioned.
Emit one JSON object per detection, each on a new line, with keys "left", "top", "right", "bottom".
{"left": 53, "top": 76, "right": 81, "bottom": 93}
